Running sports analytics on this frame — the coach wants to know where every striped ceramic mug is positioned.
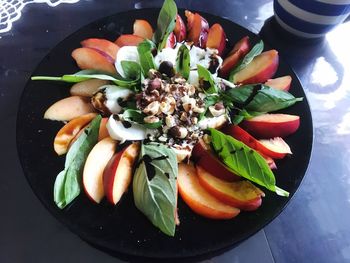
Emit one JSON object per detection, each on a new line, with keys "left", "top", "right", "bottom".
{"left": 274, "top": 0, "right": 350, "bottom": 38}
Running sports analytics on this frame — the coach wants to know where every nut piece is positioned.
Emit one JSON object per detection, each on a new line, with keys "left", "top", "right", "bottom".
{"left": 144, "top": 116, "right": 160, "bottom": 124}
{"left": 169, "top": 126, "right": 188, "bottom": 139}
{"left": 91, "top": 90, "right": 110, "bottom": 115}
{"left": 209, "top": 105, "right": 225, "bottom": 117}
{"left": 143, "top": 101, "right": 160, "bottom": 115}
{"left": 160, "top": 97, "right": 176, "bottom": 115}
{"left": 165, "top": 115, "right": 176, "bottom": 127}
{"left": 181, "top": 95, "right": 196, "bottom": 112}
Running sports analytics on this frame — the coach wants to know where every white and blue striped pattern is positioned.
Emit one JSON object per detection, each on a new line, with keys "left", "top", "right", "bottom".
{"left": 274, "top": 0, "right": 350, "bottom": 38}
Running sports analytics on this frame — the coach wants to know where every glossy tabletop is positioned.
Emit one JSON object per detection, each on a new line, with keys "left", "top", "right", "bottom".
{"left": 1, "top": 0, "right": 350, "bottom": 262}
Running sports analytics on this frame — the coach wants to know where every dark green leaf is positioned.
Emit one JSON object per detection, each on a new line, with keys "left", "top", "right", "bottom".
{"left": 54, "top": 115, "right": 102, "bottom": 209}
{"left": 209, "top": 128, "right": 289, "bottom": 197}
{"left": 121, "top": 61, "right": 141, "bottom": 80}
{"left": 31, "top": 70, "right": 140, "bottom": 89}
{"left": 229, "top": 40, "right": 264, "bottom": 82}
{"left": 197, "top": 64, "right": 218, "bottom": 94}
{"left": 176, "top": 45, "right": 190, "bottom": 79}
{"left": 133, "top": 142, "right": 178, "bottom": 236}
{"left": 223, "top": 84, "right": 303, "bottom": 112}
{"left": 153, "top": 0, "right": 177, "bottom": 50}
{"left": 137, "top": 40, "right": 157, "bottom": 76}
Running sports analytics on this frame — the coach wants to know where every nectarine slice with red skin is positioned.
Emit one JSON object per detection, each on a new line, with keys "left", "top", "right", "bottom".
{"left": 53, "top": 113, "right": 97, "bottom": 155}
{"left": 71, "top": 48, "right": 116, "bottom": 74}
{"left": 174, "top": 14, "right": 186, "bottom": 42}
{"left": 259, "top": 137, "right": 292, "bottom": 157}
{"left": 206, "top": 23, "right": 226, "bottom": 56}
{"left": 165, "top": 32, "right": 176, "bottom": 48}
{"left": 196, "top": 166, "right": 264, "bottom": 211}
{"left": 192, "top": 139, "right": 241, "bottom": 182}
{"left": 83, "top": 137, "right": 118, "bottom": 203}
{"left": 81, "top": 38, "right": 120, "bottom": 62}
{"left": 44, "top": 96, "right": 95, "bottom": 121}
{"left": 233, "top": 49, "right": 279, "bottom": 85}
{"left": 70, "top": 79, "right": 109, "bottom": 97}
{"left": 115, "top": 34, "right": 144, "bottom": 47}
{"left": 220, "top": 36, "right": 250, "bottom": 78}
{"left": 103, "top": 142, "right": 139, "bottom": 205}
{"left": 265, "top": 75, "right": 292, "bottom": 92}
{"left": 133, "top": 19, "right": 153, "bottom": 39}
{"left": 222, "top": 125, "right": 291, "bottom": 159}
{"left": 185, "top": 10, "right": 209, "bottom": 48}
{"left": 178, "top": 163, "right": 240, "bottom": 219}
{"left": 98, "top": 117, "right": 109, "bottom": 141}
{"left": 240, "top": 113, "right": 300, "bottom": 139}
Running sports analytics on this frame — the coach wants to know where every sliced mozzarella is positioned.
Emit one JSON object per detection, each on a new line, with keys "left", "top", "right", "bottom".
{"left": 188, "top": 70, "right": 199, "bottom": 87}
{"left": 106, "top": 115, "right": 147, "bottom": 143}
{"left": 115, "top": 46, "right": 139, "bottom": 78}
{"left": 154, "top": 46, "right": 181, "bottom": 68}
{"left": 102, "top": 85, "right": 134, "bottom": 114}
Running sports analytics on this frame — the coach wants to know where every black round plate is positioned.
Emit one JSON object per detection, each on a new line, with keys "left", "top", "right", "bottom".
{"left": 16, "top": 8, "right": 313, "bottom": 260}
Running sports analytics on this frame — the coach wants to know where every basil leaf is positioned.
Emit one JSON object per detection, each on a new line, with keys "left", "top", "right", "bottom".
{"left": 197, "top": 64, "right": 218, "bottom": 94}
{"left": 229, "top": 40, "right": 264, "bottom": 82}
{"left": 176, "top": 45, "right": 190, "bottom": 79}
{"left": 133, "top": 142, "right": 178, "bottom": 236}
{"left": 122, "top": 109, "right": 162, "bottom": 129}
{"left": 223, "top": 84, "right": 303, "bottom": 112}
{"left": 120, "top": 61, "right": 141, "bottom": 80}
{"left": 32, "top": 70, "right": 140, "bottom": 89}
{"left": 153, "top": 0, "right": 177, "bottom": 50}
{"left": 209, "top": 128, "right": 289, "bottom": 197}
{"left": 199, "top": 94, "right": 220, "bottom": 120}
{"left": 229, "top": 108, "right": 264, "bottom": 125}
{"left": 54, "top": 115, "right": 102, "bottom": 209}
{"left": 137, "top": 40, "right": 157, "bottom": 76}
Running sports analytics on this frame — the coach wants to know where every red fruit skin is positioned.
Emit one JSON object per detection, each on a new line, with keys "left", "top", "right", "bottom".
{"left": 185, "top": 10, "right": 209, "bottom": 48}
{"left": 219, "top": 36, "right": 250, "bottom": 78}
{"left": 165, "top": 32, "right": 176, "bottom": 48}
{"left": 221, "top": 125, "right": 287, "bottom": 159}
{"left": 192, "top": 139, "right": 241, "bottom": 182}
{"left": 174, "top": 14, "right": 186, "bottom": 42}
{"left": 240, "top": 115, "right": 300, "bottom": 139}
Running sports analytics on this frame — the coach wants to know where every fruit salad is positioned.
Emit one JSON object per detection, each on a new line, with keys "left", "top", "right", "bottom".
{"left": 32, "top": 0, "right": 303, "bottom": 236}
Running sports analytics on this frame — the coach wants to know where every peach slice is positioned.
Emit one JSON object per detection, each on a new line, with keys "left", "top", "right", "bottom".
{"left": 220, "top": 36, "right": 250, "bottom": 78}
{"left": 165, "top": 32, "right": 176, "bottom": 48}
{"left": 133, "top": 19, "right": 153, "bottom": 39}
{"left": 265, "top": 75, "right": 292, "bottom": 92}
{"left": 103, "top": 142, "right": 140, "bottom": 204}
{"left": 206, "top": 23, "right": 226, "bottom": 56}
{"left": 53, "top": 113, "right": 97, "bottom": 155}
{"left": 196, "top": 165, "right": 264, "bottom": 211}
{"left": 185, "top": 10, "right": 209, "bottom": 48}
{"left": 240, "top": 113, "right": 300, "bottom": 138}
{"left": 115, "top": 34, "right": 144, "bottom": 47}
{"left": 222, "top": 125, "right": 291, "bottom": 159}
{"left": 98, "top": 117, "right": 109, "bottom": 141}
{"left": 233, "top": 49, "right": 279, "bottom": 84}
{"left": 71, "top": 48, "right": 116, "bottom": 74}
{"left": 178, "top": 163, "right": 240, "bottom": 219}
{"left": 81, "top": 38, "right": 120, "bottom": 62}
{"left": 174, "top": 14, "right": 186, "bottom": 42}
{"left": 44, "top": 96, "right": 95, "bottom": 121}
{"left": 192, "top": 139, "right": 241, "bottom": 182}
{"left": 70, "top": 79, "right": 109, "bottom": 97}
{"left": 83, "top": 137, "right": 118, "bottom": 203}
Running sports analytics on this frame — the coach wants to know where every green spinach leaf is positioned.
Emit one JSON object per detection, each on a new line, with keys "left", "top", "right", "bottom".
{"left": 176, "top": 44, "right": 190, "bottom": 79}
{"left": 153, "top": 0, "right": 177, "bottom": 50}
{"left": 209, "top": 128, "right": 289, "bottom": 197}
{"left": 120, "top": 61, "right": 141, "bottom": 80}
{"left": 133, "top": 142, "right": 178, "bottom": 236}
{"left": 54, "top": 115, "right": 102, "bottom": 209}
{"left": 137, "top": 40, "right": 157, "bottom": 76}
{"left": 229, "top": 40, "right": 264, "bottom": 82}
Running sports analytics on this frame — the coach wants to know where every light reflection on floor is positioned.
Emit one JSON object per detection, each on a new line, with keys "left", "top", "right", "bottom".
{"left": 0, "top": 0, "right": 80, "bottom": 34}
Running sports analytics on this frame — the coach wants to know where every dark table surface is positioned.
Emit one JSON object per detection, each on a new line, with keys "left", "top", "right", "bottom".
{"left": 1, "top": 0, "right": 350, "bottom": 262}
